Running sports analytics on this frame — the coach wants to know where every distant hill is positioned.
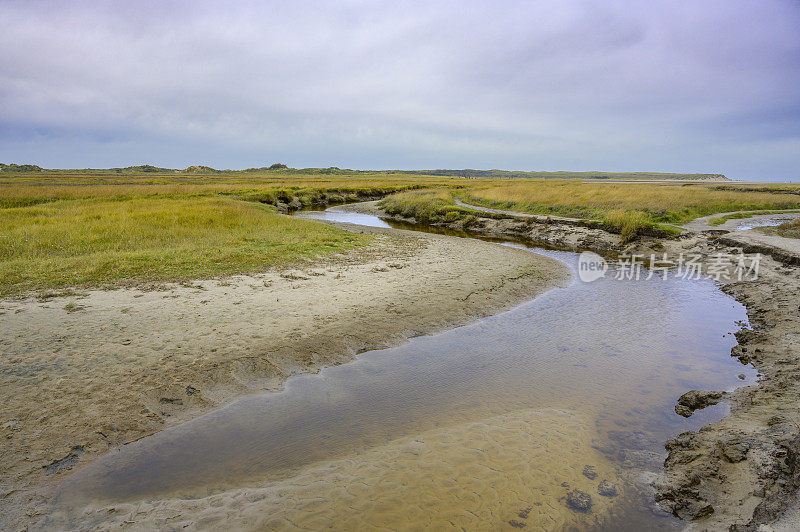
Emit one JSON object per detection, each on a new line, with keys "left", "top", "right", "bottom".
{"left": 0, "top": 163, "right": 728, "bottom": 181}
{"left": 0, "top": 163, "right": 44, "bottom": 173}
{"left": 180, "top": 165, "right": 221, "bottom": 174}
{"left": 391, "top": 169, "right": 730, "bottom": 181}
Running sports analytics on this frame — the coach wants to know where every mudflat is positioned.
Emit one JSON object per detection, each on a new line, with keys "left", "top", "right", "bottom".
{"left": 0, "top": 223, "right": 568, "bottom": 529}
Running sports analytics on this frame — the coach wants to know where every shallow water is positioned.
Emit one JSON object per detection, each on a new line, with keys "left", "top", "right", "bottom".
{"left": 294, "top": 206, "right": 394, "bottom": 228}
{"left": 55, "top": 209, "right": 756, "bottom": 530}
{"left": 735, "top": 214, "right": 799, "bottom": 230}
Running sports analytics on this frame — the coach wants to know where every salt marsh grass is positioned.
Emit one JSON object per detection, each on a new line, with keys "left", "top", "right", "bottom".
{"left": 0, "top": 196, "right": 365, "bottom": 296}
{"left": 381, "top": 181, "right": 800, "bottom": 240}
{"left": 4, "top": 170, "right": 799, "bottom": 294}
{"left": 460, "top": 181, "right": 800, "bottom": 239}
{"left": 0, "top": 171, "right": 464, "bottom": 295}
{"left": 767, "top": 217, "right": 800, "bottom": 238}
{"left": 463, "top": 181, "right": 800, "bottom": 222}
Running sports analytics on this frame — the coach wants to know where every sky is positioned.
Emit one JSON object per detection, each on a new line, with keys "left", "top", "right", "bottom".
{"left": 1, "top": 1, "right": 799, "bottom": 180}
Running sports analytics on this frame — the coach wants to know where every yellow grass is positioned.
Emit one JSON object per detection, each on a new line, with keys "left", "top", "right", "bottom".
{"left": 0, "top": 171, "right": 469, "bottom": 295}
{"left": 3, "top": 170, "right": 799, "bottom": 294}
{"left": 0, "top": 172, "right": 463, "bottom": 207}
{"left": 0, "top": 196, "right": 366, "bottom": 296}
{"left": 379, "top": 189, "right": 483, "bottom": 226}
{"left": 381, "top": 181, "right": 800, "bottom": 241}
{"left": 462, "top": 181, "right": 800, "bottom": 223}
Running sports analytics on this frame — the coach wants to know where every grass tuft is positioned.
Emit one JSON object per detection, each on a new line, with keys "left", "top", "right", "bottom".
{"left": 763, "top": 217, "right": 800, "bottom": 239}
{"left": 379, "top": 190, "right": 496, "bottom": 227}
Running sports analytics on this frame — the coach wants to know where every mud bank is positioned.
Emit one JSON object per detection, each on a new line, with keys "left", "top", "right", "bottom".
{"left": 350, "top": 199, "right": 628, "bottom": 251}
{"left": 0, "top": 224, "right": 567, "bottom": 530}
{"left": 653, "top": 236, "right": 800, "bottom": 531}
{"left": 361, "top": 199, "right": 800, "bottom": 530}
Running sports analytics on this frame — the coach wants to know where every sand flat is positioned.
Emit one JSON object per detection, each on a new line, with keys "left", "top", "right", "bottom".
{"left": 0, "top": 224, "right": 568, "bottom": 528}
{"left": 54, "top": 408, "right": 620, "bottom": 531}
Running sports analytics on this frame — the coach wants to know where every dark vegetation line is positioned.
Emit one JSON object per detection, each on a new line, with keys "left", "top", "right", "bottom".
{"left": 0, "top": 162, "right": 726, "bottom": 181}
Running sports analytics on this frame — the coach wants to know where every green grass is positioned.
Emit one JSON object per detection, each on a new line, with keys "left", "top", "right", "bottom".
{"left": 381, "top": 189, "right": 684, "bottom": 241}
{"left": 0, "top": 171, "right": 462, "bottom": 206}
{"left": 378, "top": 189, "right": 487, "bottom": 227}
{"left": 461, "top": 182, "right": 800, "bottom": 222}
{"left": 0, "top": 196, "right": 366, "bottom": 296}
{"left": 378, "top": 181, "right": 800, "bottom": 241}
{"left": 2, "top": 169, "right": 798, "bottom": 295}
{"left": 601, "top": 210, "right": 681, "bottom": 241}
{"left": 0, "top": 170, "right": 469, "bottom": 297}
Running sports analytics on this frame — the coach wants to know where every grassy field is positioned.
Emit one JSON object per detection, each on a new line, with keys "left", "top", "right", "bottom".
{"left": 381, "top": 181, "right": 800, "bottom": 240}
{"left": 379, "top": 188, "right": 681, "bottom": 240}
{"left": 0, "top": 163, "right": 728, "bottom": 181}
{"left": 373, "top": 169, "right": 728, "bottom": 180}
{"left": 0, "top": 171, "right": 464, "bottom": 207}
{"left": 0, "top": 195, "right": 368, "bottom": 297}
{"left": 3, "top": 170, "right": 800, "bottom": 296}
{"left": 461, "top": 182, "right": 800, "bottom": 221}
{"left": 0, "top": 170, "right": 473, "bottom": 296}
{"left": 461, "top": 181, "right": 800, "bottom": 238}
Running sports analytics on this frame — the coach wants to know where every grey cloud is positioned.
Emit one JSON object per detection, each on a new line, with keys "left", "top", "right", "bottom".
{"left": 0, "top": 0, "right": 798, "bottom": 179}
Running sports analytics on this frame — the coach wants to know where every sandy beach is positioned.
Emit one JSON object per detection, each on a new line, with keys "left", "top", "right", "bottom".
{"left": 0, "top": 223, "right": 568, "bottom": 530}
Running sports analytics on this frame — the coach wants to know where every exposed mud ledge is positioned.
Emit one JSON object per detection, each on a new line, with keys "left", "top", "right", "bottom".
{"left": 347, "top": 200, "right": 628, "bottom": 252}
{"left": 653, "top": 242, "right": 800, "bottom": 531}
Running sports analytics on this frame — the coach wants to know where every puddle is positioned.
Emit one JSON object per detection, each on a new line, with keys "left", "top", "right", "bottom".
{"left": 294, "top": 205, "right": 393, "bottom": 228}
{"left": 735, "top": 213, "right": 799, "bottom": 231}
{"left": 53, "top": 209, "right": 756, "bottom": 530}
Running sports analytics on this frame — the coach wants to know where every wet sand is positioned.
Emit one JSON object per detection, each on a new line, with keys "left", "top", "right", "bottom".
{"left": 0, "top": 225, "right": 567, "bottom": 530}
{"left": 653, "top": 233, "right": 800, "bottom": 531}
{"left": 51, "top": 408, "right": 621, "bottom": 530}
{"left": 682, "top": 211, "right": 800, "bottom": 232}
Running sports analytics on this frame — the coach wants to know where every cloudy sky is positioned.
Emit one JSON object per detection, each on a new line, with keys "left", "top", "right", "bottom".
{"left": 1, "top": 1, "right": 798, "bottom": 180}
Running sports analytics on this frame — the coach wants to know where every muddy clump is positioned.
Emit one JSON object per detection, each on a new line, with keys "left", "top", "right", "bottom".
{"left": 674, "top": 389, "right": 725, "bottom": 417}
{"left": 598, "top": 480, "right": 618, "bottom": 497}
{"left": 566, "top": 489, "right": 593, "bottom": 512}
{"left": 582, "top": 464, "right": 598, "bottom": 480}
{"left": 43, "top": 446, "right": 85, "bottom": 474}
